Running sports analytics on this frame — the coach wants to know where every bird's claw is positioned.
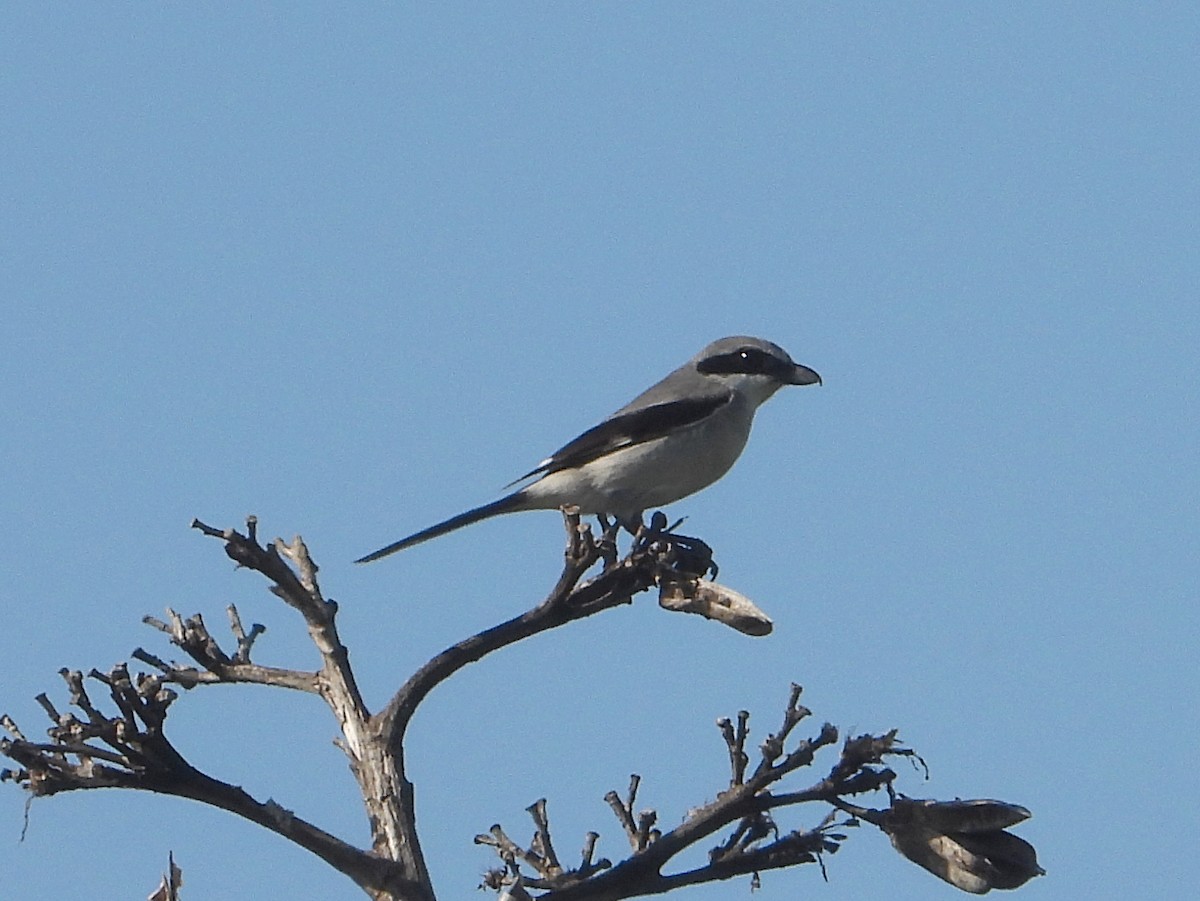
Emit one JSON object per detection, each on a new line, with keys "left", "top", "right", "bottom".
{"left": 594, "top": 514, "right": 622, "bottom": 569}
{"left": 637, "top": 511, "right": 718, "bottom": 578}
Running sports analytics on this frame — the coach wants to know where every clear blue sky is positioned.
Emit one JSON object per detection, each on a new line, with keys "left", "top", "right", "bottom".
{"left": 3, "top": 4, "right": 1196, "bottom": 900}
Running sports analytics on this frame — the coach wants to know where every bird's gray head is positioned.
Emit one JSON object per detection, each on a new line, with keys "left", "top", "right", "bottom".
{"left": 692, "top": 336, "right": 821, "bottom": 404}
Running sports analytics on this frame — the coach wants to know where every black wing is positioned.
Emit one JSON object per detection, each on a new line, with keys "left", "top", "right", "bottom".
{"left": 509, "top": 391, "right": 732, "bottom": 484}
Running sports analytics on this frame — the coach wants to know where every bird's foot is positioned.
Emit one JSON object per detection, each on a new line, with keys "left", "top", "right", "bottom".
{"left": 594, "top": 514, "right": 622, "bottom": 569}
{"left": 638, "top": 511, "right": 719, "bottom": 579}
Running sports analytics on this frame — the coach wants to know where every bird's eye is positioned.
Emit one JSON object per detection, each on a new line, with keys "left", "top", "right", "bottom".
{"left": 698, "top": 347, "right": 781, "bottom": 376}
{"left": 738, "top": 349, "right": 771, "bottom": 373}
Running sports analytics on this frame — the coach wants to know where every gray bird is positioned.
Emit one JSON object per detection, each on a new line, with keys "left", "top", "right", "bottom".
{"left": 356, "top": 336, "right": 820, "bottom": 563}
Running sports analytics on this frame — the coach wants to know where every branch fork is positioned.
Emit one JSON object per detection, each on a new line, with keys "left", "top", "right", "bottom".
{"left": 3, "top": 513, "right": 1042, "bottom": 900}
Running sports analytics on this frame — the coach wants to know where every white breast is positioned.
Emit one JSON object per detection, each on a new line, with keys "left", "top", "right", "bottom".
{"left": 518, "top": 394, "right": 757, "bottom": 521}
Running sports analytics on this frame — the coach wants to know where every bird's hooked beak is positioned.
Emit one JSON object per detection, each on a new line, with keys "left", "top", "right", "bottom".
{"left": 787, "top": 363, "right": 822, "bottom": 386}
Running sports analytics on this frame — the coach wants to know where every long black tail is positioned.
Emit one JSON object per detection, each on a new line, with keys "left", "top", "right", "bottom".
{"left": 355, "top": 493, "right": 526, "bottom": 563}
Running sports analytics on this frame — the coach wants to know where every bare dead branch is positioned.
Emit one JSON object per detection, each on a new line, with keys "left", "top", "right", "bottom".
{"left": 227, "top": 605, "right": 266, "bottom": 663}
{"left": 190, "top": 516, "right": 433, "bottom": 899}
{"left": 0, "top": 714, "right": 25, "bottom": 741}
{"left": 476, "top": 824, "right": 548, "bottom": 876}
{"left": 1, "top": 663, "right": 421, "bottom": 899}
{"left": 134, "top": 607, "right": 319, "bottom": 695}
{"left": 716, "top": 710, "right": 750, "bottom": 787}
{"left": 146, "top": 851, "right": 183, "bottom": 901}
{"left": 3, "top": 513, "right": 1041, "bottom": 901}
{"left": 755, "top": 683, "right": 809, "bottom": 774}
{"left": 475, "top": 681, "right": 1040, "bottom": 900}
{"left": 527, "top": 799, "right": 564, "bottom": 875}
{"left": 603, "top": 775, "right": 644, "bottom": 851}
{"left": 476, "top": 801, "right": 612, "bottom": 893}
{"left": 34, "top": 693, "right": 60, "bottom": 722}
{"left": 579, "top": 833, "right": 606, "bottom": 874}
{"left": 136, "top": 605, "right": 317, "bottom": 693}
{"left": 376, "top": 510, "right": 693, "bottom": 754}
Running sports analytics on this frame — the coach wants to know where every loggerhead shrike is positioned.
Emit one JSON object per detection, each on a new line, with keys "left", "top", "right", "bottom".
{"left": 356, "top": 336, "right": 820, "bottom": 563}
